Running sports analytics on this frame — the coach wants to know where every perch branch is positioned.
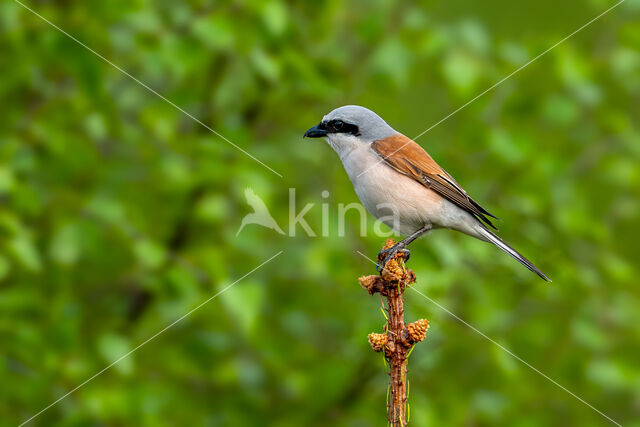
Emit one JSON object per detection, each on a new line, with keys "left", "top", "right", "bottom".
{"left": 359, "top": 239, "right": 429, "bottom": 427}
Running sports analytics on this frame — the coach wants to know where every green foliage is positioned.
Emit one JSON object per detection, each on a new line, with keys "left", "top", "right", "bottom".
{"left": 1, "top": 0, "right": 640, "bottom": 425}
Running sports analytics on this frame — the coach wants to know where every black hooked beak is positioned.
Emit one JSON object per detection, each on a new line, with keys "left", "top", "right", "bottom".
{"left": 303, "top": 123, "right": 327, "bottom": 138}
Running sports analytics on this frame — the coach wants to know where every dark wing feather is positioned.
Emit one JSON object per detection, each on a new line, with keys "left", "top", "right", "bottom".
{"left": 371, "top": 134, "right": 498, "bottom": 229}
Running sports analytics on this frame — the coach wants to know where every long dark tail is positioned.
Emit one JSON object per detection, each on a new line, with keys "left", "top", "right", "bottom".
{"left": 476, "top": 226, "right": 551, "bottom": 282}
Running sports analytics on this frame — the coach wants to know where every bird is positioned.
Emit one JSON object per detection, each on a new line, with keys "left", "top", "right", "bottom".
{"left": 236, "top": 187, "right": 285, "bottom": 236}
{"left": 303, "top": 105, "right": 550, "bottom": 281}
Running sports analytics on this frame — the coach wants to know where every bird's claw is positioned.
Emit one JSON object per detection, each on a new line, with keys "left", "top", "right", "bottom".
{"left": 376, "top": 244, "right": 410, "bottom": 272}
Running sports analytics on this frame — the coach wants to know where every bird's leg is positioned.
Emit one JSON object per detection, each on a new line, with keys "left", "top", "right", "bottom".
{"left": 376, "top": 245, "right": 410, "bottom": 273}
{"left": 377, "top": 225, "right": 431, "bottom": 272}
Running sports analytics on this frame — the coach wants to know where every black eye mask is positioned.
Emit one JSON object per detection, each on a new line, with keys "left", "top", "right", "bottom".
{"left": 322, "top": 119, "right": 361, "bottom": 136}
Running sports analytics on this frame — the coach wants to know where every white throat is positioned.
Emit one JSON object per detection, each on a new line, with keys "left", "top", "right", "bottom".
{"left": 325, "top": 133, "right": 366, "bottom": 160}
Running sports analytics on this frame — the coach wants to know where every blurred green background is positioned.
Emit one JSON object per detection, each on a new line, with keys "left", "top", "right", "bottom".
{"left": 1, "top": 0, "right": 640, "bottom": 425}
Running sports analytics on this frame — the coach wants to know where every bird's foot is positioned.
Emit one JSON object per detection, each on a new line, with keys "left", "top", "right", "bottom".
{"left": 376, "top": 244, "right": 410, "bottom": 272}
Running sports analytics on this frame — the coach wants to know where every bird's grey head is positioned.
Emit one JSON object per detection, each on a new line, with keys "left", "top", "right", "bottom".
{"left": 304, "top": 105, "right": 397, "bottom": 156}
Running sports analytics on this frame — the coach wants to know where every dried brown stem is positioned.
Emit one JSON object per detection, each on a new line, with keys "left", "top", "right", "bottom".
{"left": 359, "top": 239, "right": 429, "bottom": 427}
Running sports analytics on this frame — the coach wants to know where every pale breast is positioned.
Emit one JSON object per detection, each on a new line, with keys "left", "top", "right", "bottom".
{"left": 340, "top": 144, "right": 446, "bottom": 235}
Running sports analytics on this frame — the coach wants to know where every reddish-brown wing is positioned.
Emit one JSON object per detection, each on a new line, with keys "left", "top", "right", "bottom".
{"left": 371, "top": 134, "right": 498, "bottom": 229}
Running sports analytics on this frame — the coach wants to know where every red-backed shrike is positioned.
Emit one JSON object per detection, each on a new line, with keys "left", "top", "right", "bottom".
{"left": 304, "top": 105, "right": 550, "bottom": 281}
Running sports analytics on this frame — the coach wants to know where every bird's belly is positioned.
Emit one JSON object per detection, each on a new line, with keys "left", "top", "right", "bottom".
{"left": 343, "top": 148, "right": 446, "bottom": 236}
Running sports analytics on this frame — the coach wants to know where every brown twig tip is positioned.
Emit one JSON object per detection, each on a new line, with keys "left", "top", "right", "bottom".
{"left": 381, "top": 259, "right": 404, "bottom": 282}
{"left": 380, "top": 258, "right": 416, "bottom": 286}
{"left": 405, "top": 269, "right": 416, "bottom": 284}
{"left": 358, "top": 274, "right": 384, "bottom": 295}
{"left": 383, "top": 238, "right": 397, "bottom": 250}
{"left": 368, "top": 333, "right": 388, "bottom": 352}
{"left": 407, "top": 319, "right": 430, "bottom": 343}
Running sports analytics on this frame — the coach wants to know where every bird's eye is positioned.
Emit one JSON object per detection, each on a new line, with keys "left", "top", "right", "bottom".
{"left": 332, "top": 120, "right": 344, "bottom": 131}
